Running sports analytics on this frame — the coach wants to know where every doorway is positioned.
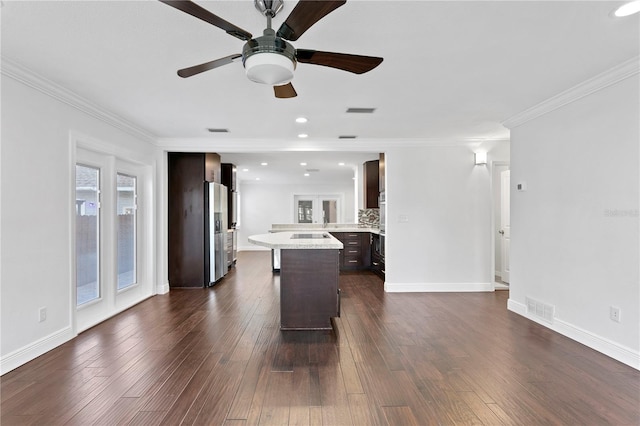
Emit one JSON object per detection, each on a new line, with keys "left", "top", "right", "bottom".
{"left": 74, "top": 146, "right": 152, "bottom": 332}
{"left": 492, "top": 162, "right": 510, "bottom": 290}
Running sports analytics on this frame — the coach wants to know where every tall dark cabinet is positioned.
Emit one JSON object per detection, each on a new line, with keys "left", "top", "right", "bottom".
{"left": 221, "top": 163, "right": 238, "bottom": 268}
{"left": 168, "top": 152, "right": 221, "bottom": 287}
{"left": 221, "top": 163, "right": 237, "bottom": 228}
{"left": 363, "top": 160, "right": 380, "bottom": 208}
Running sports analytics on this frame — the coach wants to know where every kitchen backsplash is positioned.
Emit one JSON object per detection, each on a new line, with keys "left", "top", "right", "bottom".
{"left": 358, "top": 208, "right": 380, "bottom": 228}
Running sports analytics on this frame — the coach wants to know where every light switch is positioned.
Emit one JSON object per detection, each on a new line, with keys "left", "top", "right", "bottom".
{"left": 516, "top": 182, "right": 527, "bottom": 191}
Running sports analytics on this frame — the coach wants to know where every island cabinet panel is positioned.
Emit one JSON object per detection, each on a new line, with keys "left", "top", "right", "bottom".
{"left": 330, "top": 232, "right": 371, "bottom": 270}
{"left": 280, "top": 249, "right": 339, "bottom": 330}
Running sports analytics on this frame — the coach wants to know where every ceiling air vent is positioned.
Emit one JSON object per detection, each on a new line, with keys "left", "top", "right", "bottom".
{"left": 339, "top": 135, "right": 357, "bottom": 139}
{"left": 207, "top": 128, "right": 229, "bottom": 133}
{"left": 346, "top": 107, "right": 376, "bottom": 114}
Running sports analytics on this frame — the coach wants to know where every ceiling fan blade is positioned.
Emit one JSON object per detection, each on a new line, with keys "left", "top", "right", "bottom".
{"left": 296, "top": 50, "right": 383, "bottom": 74}
{"left": 274, "top": 83, "right": 297, "bottom": 99}
{"left": 177, "top": 54, "right": 242, "bottom": 78}
{"left": 277, "top": 1, "right": 346, "bottom": 41}
{"left": 159, "top": 0, "right": 252, "bottom": 41}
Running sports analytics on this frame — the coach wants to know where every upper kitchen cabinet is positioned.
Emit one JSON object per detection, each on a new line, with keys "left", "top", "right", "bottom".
{"left": 221, "top": 163, "right": 236, "bottom": 191}
{"left": 221, "top": 163, "right": 238, "bottom": 229}
{"left": 204, "top": 153, "right": 221, "bottom": 183}
{"left": 379, "top": 153, "right": 385, "bottom": 194}
{"left": 363, "top": 160, "right": 380, "bottom": 208}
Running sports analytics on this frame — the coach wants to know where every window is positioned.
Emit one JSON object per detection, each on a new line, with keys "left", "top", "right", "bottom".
{"left": 75, "top": 164, "right": 100, "bottom": 305}
{"left": 117, "top": 173, "right": 137, "bottom": 290}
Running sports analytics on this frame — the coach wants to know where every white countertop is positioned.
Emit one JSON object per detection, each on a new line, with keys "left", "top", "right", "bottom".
{"left": 270, "top": 224, "right": 382, "bottom": 235}
{"left": 249, "top": 231, "right": 344, "bottom": 250}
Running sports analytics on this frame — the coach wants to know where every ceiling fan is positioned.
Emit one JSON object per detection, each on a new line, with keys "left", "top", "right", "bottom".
{"left": 159, "top": 0, "right": 383, "bottom": 98}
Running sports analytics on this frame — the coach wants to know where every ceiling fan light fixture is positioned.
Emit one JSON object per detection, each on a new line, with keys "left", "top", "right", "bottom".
{"left": 245, "top": 52, "right": 295, "bottom": 85}
{"left": 614, "top": 0, "right": 640, "bottom": 16}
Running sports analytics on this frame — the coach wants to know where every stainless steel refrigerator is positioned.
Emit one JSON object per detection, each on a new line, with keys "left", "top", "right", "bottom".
{"left": 207, "top": 182, "right": 228, "bottom": 285}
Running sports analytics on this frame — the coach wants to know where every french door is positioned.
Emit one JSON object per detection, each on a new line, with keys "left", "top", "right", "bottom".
{"left": 75, "top": 148, "right": 148, "bottom": 332}
{"left": 294, "top": 195, "right": 341, "bottom": 224}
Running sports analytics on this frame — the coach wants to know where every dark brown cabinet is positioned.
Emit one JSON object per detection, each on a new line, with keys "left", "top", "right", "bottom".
{"left": 379, "top": 153, "right": 385, "bottom": 194}
{"left": 168, "top": 152, "right": 221, "bottom": 288}
{"left": 371, "top": 233, "right": 385, "bottom": 279}
{"left": 221, "top": 163, "right": 237, "bottom": 229}
{"left": 221, "top": 163, "right": 236, "bottom": 191}
{"left": 363, "top": 160, "right": 380, "bottom": 208}
{"left": 204, "top": 153, "right": 221, "bottom": 183}
{"left": 280, "top": 249, "right": 340, "bottom": 330}
{"left": 330, "top": 232, "right": 371, "bottom": 270}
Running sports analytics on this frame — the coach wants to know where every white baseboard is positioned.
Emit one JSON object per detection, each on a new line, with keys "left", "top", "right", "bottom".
{"left": 508, "top": 298, "right": 639, "bottom": 370}
{"left": 384, "top": 282, "right": 494, "bottom": 293}
{"left": 156, "top": 282, "right": 170, "bottom": 294}
{"left": 0, "top": 326, "right": 75, "bottom": 375}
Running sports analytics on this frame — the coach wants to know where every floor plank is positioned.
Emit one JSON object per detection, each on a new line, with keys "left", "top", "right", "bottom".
{"left": 1, "top": 251, "right": 638, "bottom": 425}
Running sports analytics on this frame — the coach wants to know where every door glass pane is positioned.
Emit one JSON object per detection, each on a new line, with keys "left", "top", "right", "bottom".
{"left": 117, "top": 173, "right": 136, "bottom": 290}
{"left": 322, "top": 200, "right": 337, "bottom": 224}
{"left": 298, "top": 200, "right": 313, "bottom": 223}
{"left": 76, "top": 164, "right": 100, "bottom": 305}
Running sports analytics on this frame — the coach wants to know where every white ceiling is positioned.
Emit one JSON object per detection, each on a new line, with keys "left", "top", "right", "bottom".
{"left": 2, "top": 0, "right": 639, "bottom": 182}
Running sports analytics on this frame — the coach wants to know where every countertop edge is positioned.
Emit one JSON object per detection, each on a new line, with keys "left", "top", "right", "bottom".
{"left": 249, "top": 232, "right": 344, "bottom": 250}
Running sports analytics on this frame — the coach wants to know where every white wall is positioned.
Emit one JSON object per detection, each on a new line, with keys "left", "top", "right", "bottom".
{"left": 237, "top": 181, "right": 355, "bottom": 251}
{"left": 508, "top": 73, "right": 639, "bottom": 368}
{"left": 0, "top": 72, "right": 158, "bottom": 373}
{"left": 384, "top": 142, "right": 510, "bottom": 291}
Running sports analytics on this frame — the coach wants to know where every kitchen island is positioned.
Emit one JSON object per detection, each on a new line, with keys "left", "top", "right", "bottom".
{"left": 248, "top": 232, "right": 343, "bottom": 330}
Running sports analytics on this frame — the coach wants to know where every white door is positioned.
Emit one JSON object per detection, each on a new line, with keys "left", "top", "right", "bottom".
{"left": 294, "top": 195, "right": 341, "bottom": 224}
{"left": 75, "top": 148, "right": 150, "bottom": 332}
{"left": 500, "top": 170, "right": 511, "bottom": 283}
{"left": 75, "top": 149, "right": 109, "bottom": 331}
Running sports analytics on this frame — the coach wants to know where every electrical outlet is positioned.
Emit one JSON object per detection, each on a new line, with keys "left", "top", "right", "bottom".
{"left": 610, "top": 306, "right": 621, "bottom": 323}
{"left": 38, "top": 307, "right": 47, "bottom": 323}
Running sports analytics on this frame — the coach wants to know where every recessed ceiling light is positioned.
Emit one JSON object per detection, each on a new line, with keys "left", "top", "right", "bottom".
{"left": 300, "top": 162, "right": 307, "bottom": 166}
{"left": 255, "top": 177, "right": 261, "bottom": 181}
{"left": 338, "top": 162, "right": 345, "bottom": 166}
{"left": 242, "top": 168, "right": 249, "bottom": 172}
{"left": 261, "top": 162, "right": 268, "bottom": 166}
{"left": 295, "top": 117, "right": 308, "bottom": 123}
{"left": 304, "top": 173, "right": 310, "bottom": 177}
{"left": 298, "top": 133, "right": 308, "bottom": 138}
{"left": 614, "top": 0, "right": 640, "bottom": 16}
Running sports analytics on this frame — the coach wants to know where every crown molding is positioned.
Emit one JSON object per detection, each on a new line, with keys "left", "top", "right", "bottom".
{"left": 154, "top": 137, "right": 510, "bottom": 152}
{"left": 502, "top": 56, "right": 640, "bottom": 129}
{"left": 1, "top": 57, "right": 157, "bottom": 144}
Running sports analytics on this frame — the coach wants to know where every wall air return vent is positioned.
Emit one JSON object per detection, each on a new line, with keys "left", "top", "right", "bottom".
{"left": 525, "top": 296, "right": 555, "bottom": 324}
{"left": 339, "top": 135, "right": 357, "bottom": 139}
{"left": 207, "top": 128, "right": 229, "bottom": 133}
{"left": 346, "top": 108, "right": 376, "bottom": 114}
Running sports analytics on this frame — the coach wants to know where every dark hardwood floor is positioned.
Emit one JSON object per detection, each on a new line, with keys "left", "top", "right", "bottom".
{"left": 2, "top": 251, "right": 639, "bottom": 425}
